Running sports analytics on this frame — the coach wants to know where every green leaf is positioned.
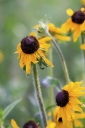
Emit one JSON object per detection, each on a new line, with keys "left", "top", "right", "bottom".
{"left": 3, "top": 98, "right": 22, "bottom": 120}
{"left": 42, "top": 76, "right": 61, "bottom": 88}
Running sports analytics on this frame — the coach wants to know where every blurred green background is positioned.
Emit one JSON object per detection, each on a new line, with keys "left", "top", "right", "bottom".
{"left": 0, "top": 0, "right": 84, "bottom": 127}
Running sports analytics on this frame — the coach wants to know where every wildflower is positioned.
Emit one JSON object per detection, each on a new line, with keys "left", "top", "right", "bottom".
{"left": 61, "top": 8, "right": 85, "bottom": 42}
{"left": 31, "top": 23, "right": 70, "bottom": 42}
{"left": 54, "top": 82, "right": 85, "bottom": 122}
{"left": 15, "top": 36, "right": 54, "bottom": 74}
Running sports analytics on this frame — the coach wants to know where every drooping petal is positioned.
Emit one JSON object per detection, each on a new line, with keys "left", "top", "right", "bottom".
{"left": 39, "top": 37, "right": 52, "bottom": 43}
{"left": 61, "top": 18, "right": 73, "bottom": 32}
{"left": 38, "top": 49, "right": 54, "bottom": 67}
{"left": 55, "top": 34, "right": 70, "bottom": 41}
{"left": 73, "top": 27, "right": 81, "bottom": 42}
{"left": 80, "top": 21, "right": 85, "bottom": 31}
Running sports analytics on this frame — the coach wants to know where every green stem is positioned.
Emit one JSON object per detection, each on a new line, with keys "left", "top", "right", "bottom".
{"left": 32, "top": 64, "right": 47, "bottom": 127}
{"left": 47, "top": 32, "right": 70, "bottom": 83}
{"left": 48, "top": 47, "right": 54, "bottom": 105}
{"left": 81, "top": 33, "right": 85, "bottom": 84}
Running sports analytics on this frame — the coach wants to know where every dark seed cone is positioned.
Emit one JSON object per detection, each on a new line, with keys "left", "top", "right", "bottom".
{"left": 72, "top": 10, "right": 85, "bottom": 24}
{"left": 21, "top": 36, "right": 39, "bottom": 54}
{"left": 56, "top": 90, "right": 69, "bottom": 107}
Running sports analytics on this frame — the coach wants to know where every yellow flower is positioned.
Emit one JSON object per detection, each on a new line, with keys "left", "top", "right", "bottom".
{"left": 61, "top": 8, "right": 85, "bottom": 42}
{"left": 30, "top": 23, "right": 70, "bottom": 42}
{"left": 54, "top": 82, "right": 85, "bottom": 122}
{"left": 11, "top": 119, "right": 19, "bottom": 128}
{"left": 16, "top": 36, "right": 54, "bottom": 74}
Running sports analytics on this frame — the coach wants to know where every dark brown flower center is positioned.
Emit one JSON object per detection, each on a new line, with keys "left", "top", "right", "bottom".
{"left": 21, "top": 36, "right": 39, "bottom": 54}
{"left": 72, "top": 10, "right": 85, "bottom": 24}
{"left": 56, "top": 90, "right": 69, "bottom": 107}
{"left": 23, "top": 120, "right": 38, "bottom": 128}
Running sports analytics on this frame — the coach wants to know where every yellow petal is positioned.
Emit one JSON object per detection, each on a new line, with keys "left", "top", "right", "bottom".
{"left": 80, "top": 21, "right": 85, "bottom": 31}
{"left": 81, "top": 7, "right": 85, "bottom": 12}
{"left": 80, "top": 44, "right": 85, "bottom": 50}
{"left": 26, "top": 55, "right": 31, "bottom": 74}
{"left": 61, "top": 18, "right": 73, "bottom": 32}
{"left": 29, "top": 32, "right": 36, "bottom": 36}
{"left": 38, "top": 50, "right": 54, "bottom": 67}
{"left": 74, "top": 119, "right": 83, "bottom": 127}
{"left": 46, "top": 121, "right": 56, "bottom": 128}
{"left": 55, "top": 34, "right": 70, "bottom": 41}
{"left": 11, "top": 119, "right": 19, "bottom": 128}
{"left": 66, "top": 8, "right": 74, "bottom": 16}
{"left": 81, "top": 0, "right": 85, "bottom": 6}
{"left": 73, "top": 27, "right": 81, "bottom": 42}
{"left": 39, "top": 37, "right": 52, "bottom": 43}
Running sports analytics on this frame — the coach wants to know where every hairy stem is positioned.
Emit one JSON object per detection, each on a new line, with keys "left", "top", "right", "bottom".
{"left": 48, "top": 47, "right": 54, "bottom": 105}
{"left": 32, "top": 64, "right": 47, "bottom": 127}
{"left": 47, "top": 32, "right": 70, "bottom": 83}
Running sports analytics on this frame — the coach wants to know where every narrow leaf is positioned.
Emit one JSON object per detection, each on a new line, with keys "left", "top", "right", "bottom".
{"left": 3, "top": 98, "right": 22, "bottom": 120}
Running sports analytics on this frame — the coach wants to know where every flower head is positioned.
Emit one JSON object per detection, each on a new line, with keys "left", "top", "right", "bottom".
{"left": 16, "top": 35, "right": 54, "bottom": 74}
{"left": 31, "top": 22, "right": 70, "bottom": 42}
{"left": 54, "top": 82, "right": 85, "bottom": 122}
{"left": 61, "top": 8, "right": 85, "bottom": 42}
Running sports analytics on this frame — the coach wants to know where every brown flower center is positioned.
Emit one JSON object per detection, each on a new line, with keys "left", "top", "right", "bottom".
{"left": 72, "top": 10, "right": 85, "bottom": 24}
{"left": 23, "top": 120, "right": 38, "bottom": 128}
{"left": 21, "top": 36, "right": 39, "bottom": 54}
{"left": 56, "top": 90, "right": 69, "bottom": 107}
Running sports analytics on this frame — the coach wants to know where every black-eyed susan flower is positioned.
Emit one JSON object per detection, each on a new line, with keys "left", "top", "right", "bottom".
{"left": 54, "top": 82, "right": 85, "bottom": 122}
{"left": 15, "top": 35, "right": 54, "bottom": 74}
{"left": 30, "top": 22, "right": 70, "bottom": 42}
{"left": 61, "top": 8, "right": 85, "bottom": 42}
